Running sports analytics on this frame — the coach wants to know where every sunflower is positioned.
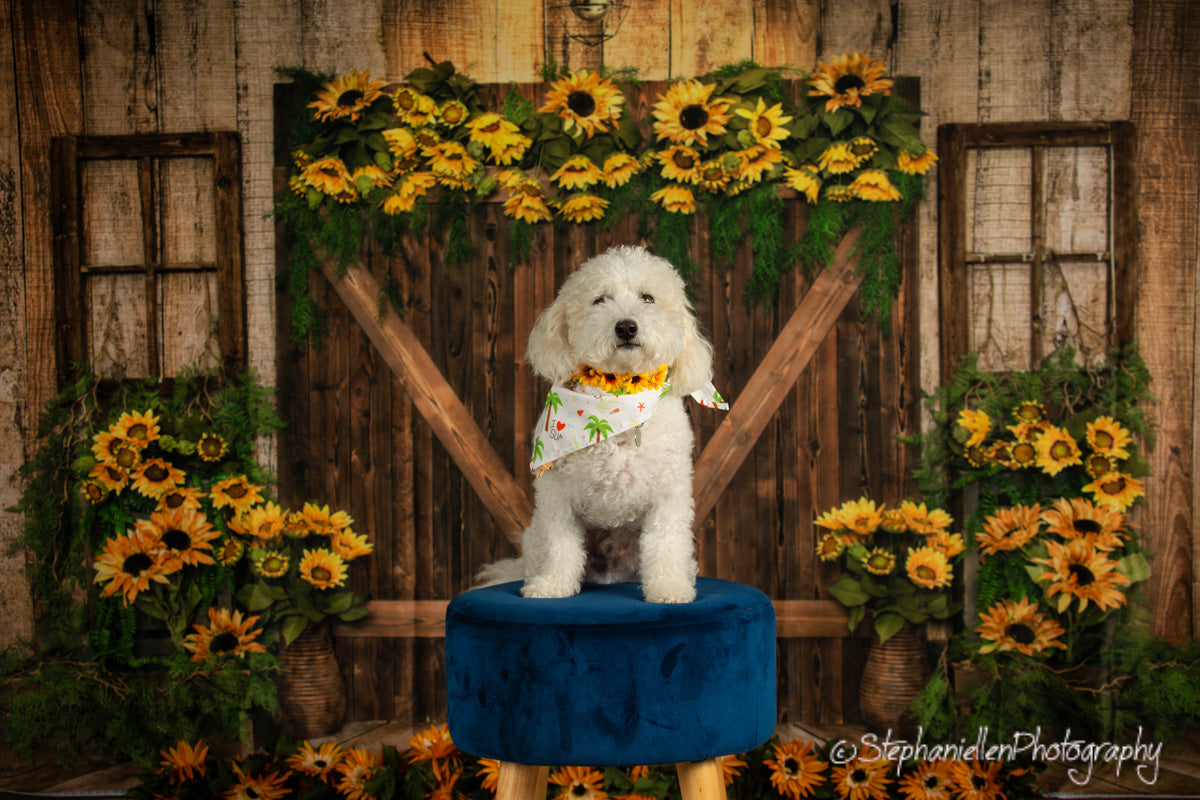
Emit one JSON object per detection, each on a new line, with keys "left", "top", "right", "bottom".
{"left": 81, "top": 479, "right": 107, "bottom": 503}
{"left": 159, "top": 739, "right": 210, "bottom": 784}
{"left": 1086, "top": 416, "right": 1133, "bottom": 460}
{"left": 807, "top": 51, "right": 893, "bottom": 112}
{"left": 130, "top": 458, "right": 186, "bottom": 500}
{"left": 602, "top": 153, "right": 641, "bottom": 187}
{"left": 94, "top": 530, "right": 169, "bottom": 604}
{"left": 816, "top": 532, "right": 846, "bottom": 562}
{"left": 735, "top": 145, "right": 785, "bottom": 184}
{"left": 139, "top": 507, "right": 219, "bottom": 569}
{"left": 735, "top": 97, "right": 793, "bottom": 149}
{"left": 243, "top": 501, "right": 288, "bottom": 542}
{"left": 905, "top": 547, "right": 953, "bottom": 590}
{"left": 1012, "top": 400, "right": 1046, "bottom": 424}
{"left": 209, "top": 476, "right": 265, "bottom": 514}
{"left": 309, "top": 70, "right": 387, "bottom": 123}
{"left": 1083, "top": 471, "right": 1145, "bottom": 512}
{"left": 301, "top": 157, "right": 355, "bottom": 197}
{"left": 948, "top": 760, "right": 1005, "bottom": 800}
{"left": 824, "top": 184, "right": 855, "bottom": 202}
{"left": 863, "top": 548, "right": 896, "bottom": 576}
{"left": 927, "top": 531, "right": 966, "bottom": 559}
{"left": 182, "top": 607, "right": 267, "bottom": 662}
{"left": 976, "top": 504, "right": 1042, "bottom": 559}
{"left": 252, "top": 549, "right": 289, "bottom": 578}
{"left": 427, "top": 141, "right": 479, "bottom": 180}
{"left": 89, "top": 462, "right": 130, "bottom": 494}
{"left": 1041, "top": 496, "right": 1127, "bottom": 551}
{"left": 618, "top": 364, "right": 669, "bottom": 393}
{"left": 407, "top": 722, "right": 457, "bottom": 763}
{"left": 551, "top": 155, "right": 605, "bottom": 190}
{"left": 849, "top": 136, "right": 879, "bottom": 161}
{"left": 92, "top": 430, "right": 130, "bottom": 464}
{"left": 849, "top": 169, "right": 903, "bottom": 202}
{"left": 649, "top": 184, "right": 696, "bottom": 215}
{"left": 977, "top": 596, "right": 1067, "bottom": 656}
{"left": 336, "top": 748, "right": 382, "bottom": 800}
{"left": 351, "top": 164, "right": 394, "bottom": 194}
{"left": 897, "top": 759, "right": 954, "bottom": 800}
{"left": 504, "top": 187, "right": 554, "bottom": 224}
{"left": 764, "top": 738, "right": 827, "bottom": 799}
{"left": 651, "top": 79, "right": 732, "bottom": 147}
{"left": 784, "top": 165, "right": 821, "bottom": 203}
{"left": 899, "top": 500, "right": 952, "bottom": 536}
{"left": 300, "top": 547, "right": 349, "bottom": 589}
{"left": 192, "top": 432, "right": 226, "bottom": 463}
{"left": 1084, "top": 452, "right": 1117, "bottom": 479}
{"left": 383, "top": 126, "right": 418, "bottom": 159}
{"left": 112, "top": 409, "right": 161, "bottom": 447}
{"left": 392, "top": 86, "right": 422, "bottom": 116}
{"left": 878, "top": 509, "right": 907, "bottom": 534}
{"left": 557, "top": 193, "right": 610, "bottom": 223}
{"left": 1034, "top": 424, "right": 1082, "bottom": 476}
{"left": 401, "top": 92, "right": 438, "bottom": 127}
{"left": 477, "top": 759, "right": 501, "bottom": 793}
{"left": 215, "top": 536, "right": 244, "bottom": 566}
{"left": 539, "top": 69, "right": 625, "bottom": 139}
{"left": 287, "top": 740, "right": 344, "bottom": 781}
{"left": 221, "top": 761, "right": 289, "bottom": 800}
{"left": 493, "top": 135, "right": 531, "bottom": 166}
{"left": 383, "top": 172, "right": 438, "bottom": 215}
{"left": 550, "top": 766, "right": 608, "bottom": 800}
{"left": 720, "top": 754, "right": 747, "bottom": 786}
{"left": 657, "top": 145, "right": 702, "bottom": 184}
{"left": 830, "top": 756, "right": 890, "bottom": 800}
{"left": 839, "top": 497, "right": 885, "bottom": 537}
{"left": 1008, "top": 439, "right": 1038, "bottom": 468}
{"left": 697, "top": 159, "right": 733, "bottom": 193}
{"left": 467, "top": 112, "right": 523, "bottom": 152}
{"left": 437, "top": 99, "right": 469, "bottom": 127}
{"left": 897, "top": 149, "right": 938, "bottom": 175}
{"left": 957, "top": 408, "right": 991, "bottom": 448}
{"left": 1034, "top": 538, "right": 1130, "bottom": 613}
{"left": 816, "top": 142, "right": 863, "bottom": 175}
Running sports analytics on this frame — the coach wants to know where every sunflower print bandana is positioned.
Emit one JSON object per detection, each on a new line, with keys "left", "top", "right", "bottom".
{"left": 530, "top": 365, "right": 728, "bottom": 475}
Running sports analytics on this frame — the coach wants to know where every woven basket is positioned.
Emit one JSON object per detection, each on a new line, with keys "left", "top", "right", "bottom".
{"left": 277, "top": 622, "right": 346, "bottom": 739}
{"left": 858, "top": 623, "right": 930, "bottom": 735}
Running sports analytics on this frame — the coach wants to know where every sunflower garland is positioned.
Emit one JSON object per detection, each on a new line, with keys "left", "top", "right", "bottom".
{"left": 279, "top": 54, "right": 934, "bottom": 339}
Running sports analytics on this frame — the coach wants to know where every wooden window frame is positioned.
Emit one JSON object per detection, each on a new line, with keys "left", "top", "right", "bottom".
{"left": 936, "top": 121, "right": 1136, "bottom": 377}
{"left": 51, "top": 132, "right": 246, "bottom": 387}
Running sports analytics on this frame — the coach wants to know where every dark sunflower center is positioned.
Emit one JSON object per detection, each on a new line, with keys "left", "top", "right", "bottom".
{"left": 1102, "top": 477, "right": 1127, "bottom": 494}
{"left": 163, "top": 492, "right": 185, "bottom": 509}
{"left": 702, "top": 165, "right": 723, "bottom": 181}
{"left": 128, "top": 423, "right": 149, "bottom": 440}
{"left": 972, "top": 776, "right": 988, "bottom": 790}
{"left": 162, "top": 528, "right": 191, "bottom": 551}
{"left": 754, "top": 118, "right": 773, "bottom": 137}
{"left": 225, "top": 484, "right": 247, "bottom": 499}
{"left": 312, "top": 566, "right": 332, "bottom": 583}
{"left": 337, "top": 89, "right": 364, "bottom": 108}
{"left": 1012, "top": 442, "right": 1036, "bottom": 462}
{"left": 784, "top": 757, "right": 799, "bottom": 774}
{"left": 850, "top": 768, "right": 868, "bottom": 784}
{"left": 572, "top": 784, "right": 588, "bottom": 797}
{"left": 1006, "top": 622, "right": 1036, "bottom": 645}
{"left": 210, "top": 632, "right": 239, "bottom": 653}
{"left": 1050, "top": 440, "right": 1073, "bottom": 459}
{"left": 567, "top": 90, "right": 597, "bottom": 117}
{"left": 916, "top": 565, "right": 935, "bottom": 580}
{"left": 122, "top": 552, "right": 153, "bottom": 576}
{"left": 146, "top": 464, "right": 169, "bottom": 482}
{"left": 443, "top": 106, "right": 464, "bottom": 123}
{"left": 850, "top": 140, "right": 875, "bottom": 156}
{"left": 1073, "top": 519, "right": 1102, "bottom": 535}
{"left": 200, "top": 437, "right": 222, "bottom": 456}
{"left": 679, "top": 104, "right": 709, "bottom": 130}
{"left": 115, "top": 447, "right": 138, "bottom": 468}
{"left": 314, "top": 759, "right": 327, "bottom": 769}
{"left": 1093, "top": 431, "right": 1114, "bottom": 449}
{"left": 833, "top": 74, "right": 866, "bottom": 94}
{"left": 480, "top": 120, "right": 500, "bottom": 133}
{"left": 1069, "top": 564, "right": 1096, "bottom": 586}
{"left": 396, "top": 91, "right": 415, "bottom": 111}
{"left": 672, "top": 151, "right": 696, "bottom": 169}
{"left": 924, "top": 776, "right": 939, "bottom": 788}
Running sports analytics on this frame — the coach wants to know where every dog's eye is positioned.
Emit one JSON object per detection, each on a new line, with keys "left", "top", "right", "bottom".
{"left": 641, "top": 293, "right": 655, "bottom": 304}
{"left": 592, "top": 295, "right": 608, "bottom": 306}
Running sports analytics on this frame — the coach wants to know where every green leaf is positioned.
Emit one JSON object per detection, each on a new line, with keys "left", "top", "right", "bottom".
{"left": 281, "top": 614, "right": 309, "bottom": 646}
{"left": 847, "top": 604, "right": 866, "bottom": 632}
{"left": 1118, "top": 551, "right": 1152, "bottom": 584}
{"left": 873, "top": 612, "right": 906, "bottom": 643}
{"left": 827, "top": 574, "right": 870, "bottom": 607}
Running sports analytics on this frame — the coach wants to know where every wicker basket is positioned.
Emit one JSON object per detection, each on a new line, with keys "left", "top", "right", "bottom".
{"left": 277, "top": 622, "right": 346, "bottom": 739}
{"left": 858, "top": 623, "right": 930, "bottom": 735}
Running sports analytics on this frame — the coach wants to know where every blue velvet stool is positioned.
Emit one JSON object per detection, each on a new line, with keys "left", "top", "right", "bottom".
{"left": 445, "top": 578, "right": 776, "bottom": 800}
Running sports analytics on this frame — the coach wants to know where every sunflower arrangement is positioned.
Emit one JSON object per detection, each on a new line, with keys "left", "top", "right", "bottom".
{"left": 818, "top": 497, "right": 965, "bottom": 642}
{"left": 127, "top": 732, "right": 1044, "bottom": 800}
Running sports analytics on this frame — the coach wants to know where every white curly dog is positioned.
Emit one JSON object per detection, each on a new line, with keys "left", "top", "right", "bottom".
{"left": 478, "top": 245, "right": 724, "bottom": 603}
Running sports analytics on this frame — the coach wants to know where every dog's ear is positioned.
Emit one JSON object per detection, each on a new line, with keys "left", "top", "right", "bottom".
{"left": 669, "top": 304, "right": 715, "bottom": 397}
{"left": 525, "top": 295, "right": 577, "bottom": 384}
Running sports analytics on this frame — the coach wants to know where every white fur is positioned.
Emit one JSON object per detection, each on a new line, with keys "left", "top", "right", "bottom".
{"left": 477, "top": 245, "right": 715, "bottom": 603}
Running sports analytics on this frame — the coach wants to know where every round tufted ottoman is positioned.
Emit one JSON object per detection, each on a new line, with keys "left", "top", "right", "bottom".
{"left": 445, "top": 578, "right": 776, "bottom": 800}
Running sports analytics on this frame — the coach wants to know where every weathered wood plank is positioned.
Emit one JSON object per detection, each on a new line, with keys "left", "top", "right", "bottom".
{"left": 669, "top": 0, "right": 754, "bottom": 76}
{"left": 752, "top": 0, "right": 818, "bottom": 69}
{"left": 692, "top": 226, "right": 865, "bottom": 527}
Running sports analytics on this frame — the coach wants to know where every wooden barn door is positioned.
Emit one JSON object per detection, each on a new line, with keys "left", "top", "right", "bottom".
{"left": 273, "top": 83, "right": 921, "bottom": 729}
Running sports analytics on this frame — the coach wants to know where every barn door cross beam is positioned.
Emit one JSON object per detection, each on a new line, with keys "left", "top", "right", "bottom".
{"left": 321, "top": 225, "right": 865, "bottom": 544}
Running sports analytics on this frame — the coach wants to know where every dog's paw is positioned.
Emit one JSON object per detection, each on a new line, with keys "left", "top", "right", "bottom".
{"left": 520, "top": 576, "right": 581, "bottom": 599}
{"left": 642, "top": 580, "right": 697, "bottom": 604}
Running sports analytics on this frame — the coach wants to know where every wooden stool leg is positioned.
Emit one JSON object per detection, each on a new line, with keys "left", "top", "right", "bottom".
{"left": 676, "top": 758, "right": 726, "bottom": 800}
{"left": 496, "top": 761, "right": 549, "bottom": 800}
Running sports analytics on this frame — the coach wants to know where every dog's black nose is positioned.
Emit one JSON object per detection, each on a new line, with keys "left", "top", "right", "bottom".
{"left": 615, "top": 319, "right": 638, "bottom": 341}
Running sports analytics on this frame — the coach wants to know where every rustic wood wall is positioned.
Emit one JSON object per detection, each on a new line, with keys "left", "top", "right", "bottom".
{"left": 2, "top": 0, "right": 1198, "bottom": 723}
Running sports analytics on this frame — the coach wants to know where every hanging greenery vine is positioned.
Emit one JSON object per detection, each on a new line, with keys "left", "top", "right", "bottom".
{"left": 276, "top": 51, "right": 935, "bottom": 340}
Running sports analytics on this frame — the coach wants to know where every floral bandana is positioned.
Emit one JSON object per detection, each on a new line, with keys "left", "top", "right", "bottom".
{"left": 530, "top": 365, "right": 728, "bottom": 475}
